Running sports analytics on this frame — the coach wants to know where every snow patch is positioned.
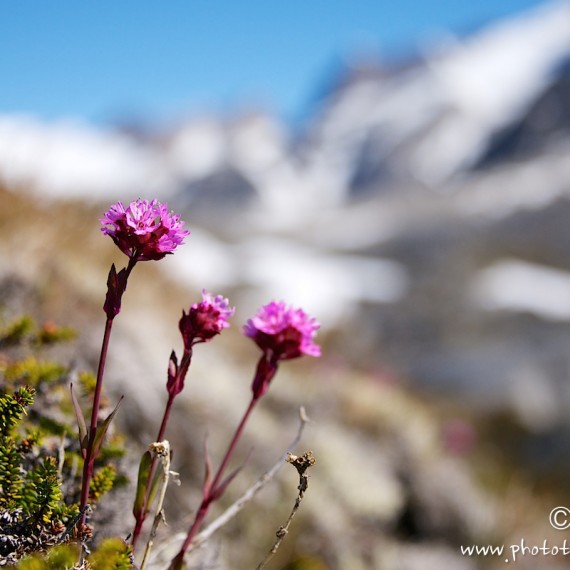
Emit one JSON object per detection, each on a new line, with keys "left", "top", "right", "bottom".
{"left": 0, "top": 115, "right": 171, "bottom": 199}
{"left": 471, "top": 258, "right": 570, "bottom": 320}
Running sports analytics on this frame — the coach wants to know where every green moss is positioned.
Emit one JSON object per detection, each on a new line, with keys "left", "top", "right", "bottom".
{"left": 0, "top": 315, "right": 128, "bottom": 565}
{"left": 89, "top": 465, "right": 116, "bottom": 503}
{"left": 78, "top": 371, "right": 97, "bottom": 396}
{"left": 35, "top": 323, "right": 76, "bottom": 346}
{"left": 3, "top": 357, "right": 67, "bottom": 388}
{"left": 0, "top": 437, "right": 24, "bottom": 507}
{"left": 0, "top": 316, "right": 76, "bottom": 350}
{"left": 87, "top": 538, "right": 133, "bottom": 569}
{"left": 21, "top": 457, "right": 63, "bottom": 523}
{"left": 17, "top": 544, "right": 81, "bottom": 569}
{"left": 0, "top": 315, "right": 35, "bottom": 347}
{"left": 0, "top": 385, "right": 35, "bottom": 437}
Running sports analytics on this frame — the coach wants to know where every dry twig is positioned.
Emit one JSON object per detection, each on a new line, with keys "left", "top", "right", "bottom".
{"left": 254, "top": 450, "right": 316, "bottom": 570}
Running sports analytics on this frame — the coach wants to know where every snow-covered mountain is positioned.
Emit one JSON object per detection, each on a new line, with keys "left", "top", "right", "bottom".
{"left": 1, "top": 1, "right": 568, "bottom": 209}
{"left": 0, "top": 115, "right": 174, "bottom": 199}
{"left": 2, "top": 0, "right": 570, "bottom": 415}
{"left": 305, "top": 0, "right": 570, "bottom": 191}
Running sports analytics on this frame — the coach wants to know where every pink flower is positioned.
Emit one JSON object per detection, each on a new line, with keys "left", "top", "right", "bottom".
{"left": 100, "top": 198, "right": 189, "bottom": 261}
{"left": 244, "top": 301, "right": 321, "bottom": 361}
{"left": 179, "top": 290, "right": 235, "bottom": 348}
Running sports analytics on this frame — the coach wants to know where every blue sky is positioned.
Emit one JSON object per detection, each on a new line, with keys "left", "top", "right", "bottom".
{"left": 0, "top": 0, "right": 551, "bottom": 125}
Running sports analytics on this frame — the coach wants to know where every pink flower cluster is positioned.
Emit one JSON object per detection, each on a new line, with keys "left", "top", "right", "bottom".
{"left": 179, "top": 290, "right": 235, "bottom": 348}
{"left": 94, "top": 197, "right": 324, "bottom": 556}
{"left": 100, "top": 198, "right": 189, "bottom": 261}
{"left": 244, "top": 301, "right": 321, "bottom": 361}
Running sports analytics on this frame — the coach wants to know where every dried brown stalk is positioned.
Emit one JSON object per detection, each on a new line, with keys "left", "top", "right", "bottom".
{"left": 140, "top": 441, "right": 178, "bottom": 570}
{"left": 254, "top": 450, "right": 316, "bottom": 570}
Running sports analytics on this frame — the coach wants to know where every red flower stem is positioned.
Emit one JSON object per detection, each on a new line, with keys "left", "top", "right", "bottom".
{"left": 79, "top": 257, "right": 137, "bottom": 530}
{"left": 131, "top": 392, "right": 175, "bottom": 551}
{"left": 210, "top": 397, "right": 257, "bottom": 494}
{"left": 171, "top": 396, "right": 259, "bottom": 567}
{"left": 79, "top": 316, "right": 113, "bottom": 527}
{"left": 132, "top": 349, "right": 192, "bottom": 552}
{"left": 157, "top": 393, "right": 177, "bottom": 445}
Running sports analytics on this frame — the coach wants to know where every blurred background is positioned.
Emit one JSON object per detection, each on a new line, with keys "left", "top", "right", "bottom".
{"left": 1, "top": 1, "right": 570, "bottom": 568}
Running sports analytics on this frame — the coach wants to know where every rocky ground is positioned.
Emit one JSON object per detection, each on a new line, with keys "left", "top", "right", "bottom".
{"left": 2, "top": 185, "right": 570, "bottom": 570}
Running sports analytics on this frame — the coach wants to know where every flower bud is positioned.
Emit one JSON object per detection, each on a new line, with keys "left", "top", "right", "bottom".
{"left": 179, "top": 290, "right": 234, "bottom": 349}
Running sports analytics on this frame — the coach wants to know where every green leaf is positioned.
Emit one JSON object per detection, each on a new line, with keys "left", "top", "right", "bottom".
{"left": 69, "top": 383, "right": 88, "bottom": 457}
{"left": 146, "top": 461, "right": 163, "bottom": 515}
{"left": 91, "top": 396, "right": 124, "bottom": 460}
{"left": 133, "top": 450, "right": 152, "bottom": 519}
{"left": 202, "top": 435, "right": 213, "bottom": 496}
